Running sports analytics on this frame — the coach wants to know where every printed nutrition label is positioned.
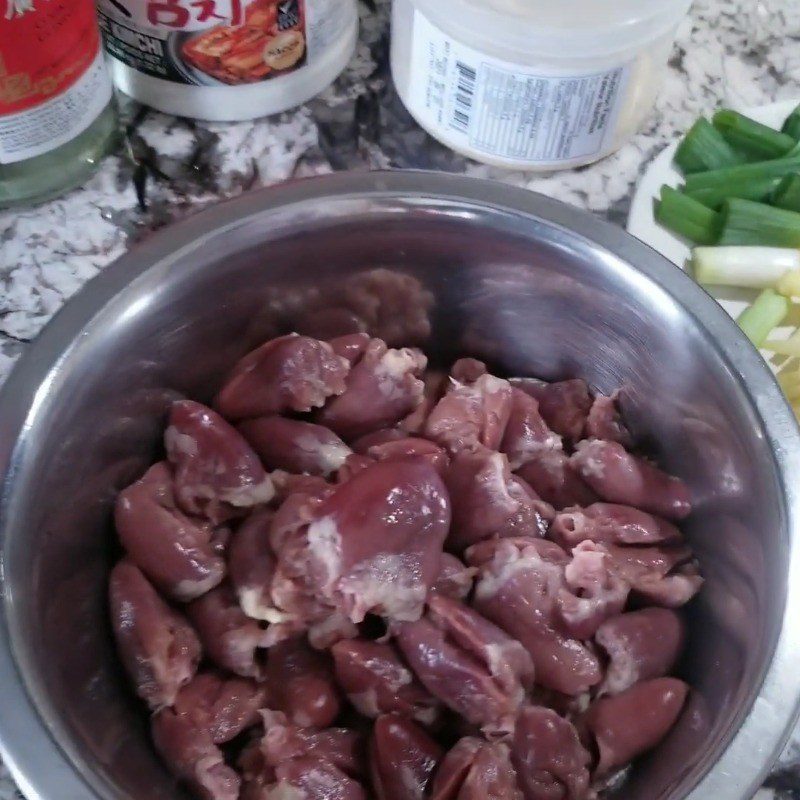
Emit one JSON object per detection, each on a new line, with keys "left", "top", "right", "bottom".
{"left": 406, "top": 10, "right": 630, "bottom": 164}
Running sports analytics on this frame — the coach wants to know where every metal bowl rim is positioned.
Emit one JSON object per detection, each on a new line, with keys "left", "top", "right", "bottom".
{"left": 0, "top": 169, "right": 799, "bottom": 800}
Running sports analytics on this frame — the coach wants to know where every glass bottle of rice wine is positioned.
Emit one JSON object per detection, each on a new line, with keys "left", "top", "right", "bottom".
{"left": 0, "top": 0, "right": 118, "bottom": 208}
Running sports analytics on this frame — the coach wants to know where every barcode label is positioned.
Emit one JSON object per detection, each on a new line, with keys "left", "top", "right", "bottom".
{"left": 451, "top": 61, "right": 476, "bottom": 133}
{"left": 406, "top": 9, "right": 630, "bottom": 165}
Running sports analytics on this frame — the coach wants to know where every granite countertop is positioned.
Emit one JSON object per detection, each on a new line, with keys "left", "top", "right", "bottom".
{"left": 2, "top": 0, "right": 800, "bottom": 797}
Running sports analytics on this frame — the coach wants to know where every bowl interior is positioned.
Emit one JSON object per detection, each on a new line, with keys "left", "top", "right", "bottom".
{"left": 0, "top": 179, "right": 793, "bottom": 800}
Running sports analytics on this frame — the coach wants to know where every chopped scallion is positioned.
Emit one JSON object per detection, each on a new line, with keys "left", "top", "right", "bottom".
{"left": 736, "top": 289, "right": 789, "bottom": 346}
{"left": 713, "top": 109, "right": 797, "bottom": 160}
{"left": 764, "top": 329, "right": 800, "bottom": 357}
{"left": 691, "top": 246, "right": 800, "bottom": 287}
{"left": 654, "top": 186, "right": 721, "bottom": 244}
{"left": 674, "top": 118, "right": 745, "bottom": 174}
{"left": 718, "top": 199, "right": 800, "bottom": 247}
{"left": 772, "top": 173, "right": 800, "bottom": 212}
{"left": 685, "top": 176, "right": 782, "bottom": 209}
{"left": 782, "top": 103, "right": 800, "bottom": 141}
{"left": 683, "top": 152, "right": 800, "bottom": 209}
{"left": 777, "top": 269, "right": 800, "bottom": 297}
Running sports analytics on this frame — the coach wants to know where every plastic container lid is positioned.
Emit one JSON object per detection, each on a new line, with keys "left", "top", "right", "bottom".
{"left": 412, "top": 0, "right": 693, "bottom": 60}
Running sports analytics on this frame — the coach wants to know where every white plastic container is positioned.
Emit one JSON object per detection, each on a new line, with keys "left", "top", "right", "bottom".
{"left": 97, "top": 0, "right": 358, "bottom": 121}
{"left": 391, "top": 0, "right": 692, "bottom": 170}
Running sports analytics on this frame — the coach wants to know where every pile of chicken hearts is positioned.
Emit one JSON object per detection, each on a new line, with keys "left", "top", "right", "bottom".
{"left": 109, "top": 331, "right": 702, "bottom": 800}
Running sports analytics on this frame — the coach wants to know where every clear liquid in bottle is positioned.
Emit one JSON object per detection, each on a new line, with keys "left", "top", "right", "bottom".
{"left": 0, "top": 0, "right": 118, "bottom": 208}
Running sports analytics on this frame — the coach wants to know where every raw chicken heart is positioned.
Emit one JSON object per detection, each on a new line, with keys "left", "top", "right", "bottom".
{"left": 317, "top": 338, "right": 427, "bottom": 440}
{"left": 430, "top": 738, "right": 521, "bottom": 800}
{"left": 238, "top": 415, "right": 351, "bottom": 476}
{"left": 584, "top": 678, "right": 689, "bottom": 775}
{"left": 446, "top": 448, "right": 553, "bottom": 551}
{"left": 371, "top": 714, "right": 443, "bottom": 800}
{"left": 425, "top": 373, "right": 514, "bottom": 454}
{"left": 165, "top": 400, "right": 274, "bottom": 523}
{"left": 298, "top": 457, "right": 451, "bottom": 624}
{"left": 395, "top": 596, "right": 533, "bottom": 736}
{"left": 109, "top": 560, "right": 201, "bottom": 711}
{"left": 595, "top": 608, "right": 685, "bottom": 695}
{"left": 571, "top": 440, "right": 691, "bottom": 520}
{"left": 551, "top": 503, "right": 682, "bottom": 548}
{"left": 115, "top": 462, "right": 225, "bottom": 602}
{"left": 152, "top": 707, "right": 240, "bottom": 800}
{"left": 500, "top": 388, "right": 562, "bottom": 470}
{"left": 264, "top": 636, "right": 341, "bottom": 728}
{"left": 215, "top": 333, "right": 350, "bottom": 420}
{"left": 186, "top": 583, "right": 269, "bottom": 678}
{"left": 510, "top": 378, "right": 591, "bottom": 443}
{"left": 511, "top": 705, "right": 590, "bottom": 800}
{"left": 260, "top": 710, "right": 365, "bottom": 778}
{"left": 172, "top": 671, "right": 265, "bottom": 744}
{"left": 515, "top": 451, "right": 598, "bottom": 510}
{"left": 332, "top": 638, "right": 439, "bottom": 724}
{"left": 466, "top": 538, "right": 603, "bottom": 695}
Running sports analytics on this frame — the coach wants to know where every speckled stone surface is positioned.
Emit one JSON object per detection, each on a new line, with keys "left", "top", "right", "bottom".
{"left": 2, "top": 0, "right": 800, "bottom": 797}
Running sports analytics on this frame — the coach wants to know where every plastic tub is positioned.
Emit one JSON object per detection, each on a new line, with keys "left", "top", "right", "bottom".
{"left": 97, "top": 0, "right": 358, "bottom": 122}
{"left": 391, "top": 0, "right": 692, "bottom": 170}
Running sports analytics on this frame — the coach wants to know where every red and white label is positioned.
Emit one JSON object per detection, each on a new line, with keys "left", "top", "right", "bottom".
{"left": 98, "top": 0, "right": 314, "bottom": 88}
{"left": 0, "top": 0, "right": 113, "bottom": 163}
{"left": 111, "top": 0, "right": 247, "bottom": 31}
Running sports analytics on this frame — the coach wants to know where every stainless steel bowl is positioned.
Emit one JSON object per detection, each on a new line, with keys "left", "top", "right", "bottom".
{"left": 1, "top": 171, "right": 800, "bottom": 800}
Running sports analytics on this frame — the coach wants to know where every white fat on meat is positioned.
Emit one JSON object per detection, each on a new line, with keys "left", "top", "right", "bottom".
{"left": 639, "top": 572, "right": 703, "bottom": 607}
{"left": 571, "top": 692, "right": 592, "bottom": 715}
{"left": 238, "top": 586, "right": 293, "bottom": 624}
{"left": 513, "top": 431, "right": 563, "bottom": 466}
{"left": 228, "top": 628, "right": 270, "bottom": 666}
{"left": 266, "top": 782, "right": 305, "bottom": 800}
{"left": 196, "top": 757, "right": 237, "bottom": 799}
{"left": 474, "top": 540, "right": 562, "bottom": 601}
{"left": 400, "top": 764, "right": 425, "bottom": 797}
{"left": 287, "top": 344, "right": 350, "bottom": 410}
{"left": 480, "top": 375, "right": 510, "bottom": 394}
{"left": 294, "top": 433, "right": 351, "bottom": 474}
{"left": 337, "top": 553, "right": 428, "bottom": 623}
{"left": 412, "top": 705, "right": 439, "bottom": 727}
{"left": 482, "top": 641, "right": 530, "bottom": 706}
{"left": 573, "top": 440, "right": 606, "bottom": 479}
{"left": 164, "top": 426, "right": 199, "bottom": 457}
{"left": 173, "top": 571, "right": 225, "bottom": 603}
{"left": 595, "top": 626, "right": 638, "bottom": 696}
{"left": 306, "top": 515, "right": 343, "bottom": 592}
{"left": 374, "top": 348, "right": 427, "bottom": 400}
{"left": 481, "top": 452, "right": 523, "bottom": 514}
{"left": 263, "top": 621, "right": 307, "bottom": 649}
{"left": 220, "top": 476, "right": 276, "bottom": 508}
{"left": 350, "top": 689, "right": 382, "bottom": 718}
{"left": 484, "top": 643, "right": 515, "bottom": 683}
{"left": 558, "top": 541, "right": 628, "bottom": 632}
{"left": 293, "top": 694, "right": 335, "bottom": 728}
{"left": 564, "top": 544, "right": 608, "bottom": 590}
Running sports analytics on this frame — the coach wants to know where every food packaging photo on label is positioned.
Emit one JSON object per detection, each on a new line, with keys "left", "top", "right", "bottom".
{"left": 97, "top": 0, "right": 359, "bottom": 120}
